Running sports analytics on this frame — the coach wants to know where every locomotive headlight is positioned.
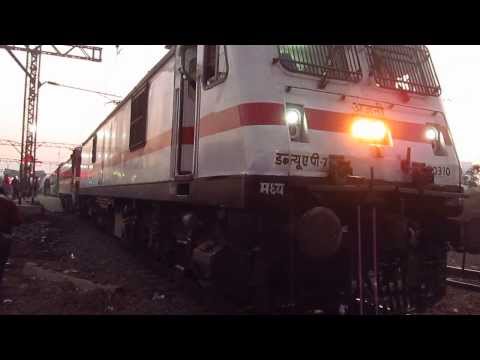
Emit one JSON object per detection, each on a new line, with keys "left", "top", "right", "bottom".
{"left": 285, "top": 105, "right": 306, "bottom": 141}
{"left": 425, "top": 126, "right": 439, "bottom": 141}
{"left": 285, "top": 108, "right": 302, "bottom": 125}
{"left": 351, "top": 118, "right": 392, "bottom": 145}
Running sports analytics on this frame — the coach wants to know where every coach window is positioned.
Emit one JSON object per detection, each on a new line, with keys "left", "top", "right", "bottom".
{"left": 203, "top": 45, "right": 228, "bottom": 89}
{"left": 92, "top": 135, "right": 97, "bottom": 164}
{"left": 129, "top": 84, "right": 149, "bottom": 151}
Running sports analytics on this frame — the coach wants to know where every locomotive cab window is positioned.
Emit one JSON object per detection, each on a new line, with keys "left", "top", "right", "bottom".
{"left": 277, "top": 45, "right": 362, "bottom": 83}
{"left": 129, "top": 84, "right": 149, "bottom": 151}
{"left": 367, "top": 45, "right": 441, "bottom": 97}
{"left": 203, "top": 45, "right": 228, "bottom": 89}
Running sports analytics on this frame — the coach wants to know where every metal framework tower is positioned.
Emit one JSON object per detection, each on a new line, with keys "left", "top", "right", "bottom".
{"left": 20, "top": 49, "right": 41, "bottom": 201}
{"left": 0, "top": 45, "right": 102, "bottom": 203}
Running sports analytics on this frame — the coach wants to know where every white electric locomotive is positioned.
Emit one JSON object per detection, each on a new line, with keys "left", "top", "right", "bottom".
{"left": 61, "top": 45, "right": 464, "bottom": 314}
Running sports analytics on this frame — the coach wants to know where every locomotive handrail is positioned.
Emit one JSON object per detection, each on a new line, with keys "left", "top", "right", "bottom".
{"left": 402, "top": 188, "right": 465, "bottom": 198}
{"left": 285, "top": 85, "right": 444, "bottom": 116}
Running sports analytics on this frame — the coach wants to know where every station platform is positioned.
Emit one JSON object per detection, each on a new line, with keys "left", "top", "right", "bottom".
{"left": 16, "top": 202, "right": 43, "bottom": 217}
{"left": 35, "top": 195, "right": 63, "bottom": 213}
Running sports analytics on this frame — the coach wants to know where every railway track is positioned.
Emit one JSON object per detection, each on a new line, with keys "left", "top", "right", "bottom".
{"left": 446, "top": 265, "right": 480, "bottom": 292}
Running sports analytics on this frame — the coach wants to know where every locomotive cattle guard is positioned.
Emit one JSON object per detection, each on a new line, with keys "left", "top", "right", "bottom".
{"left": 54, "top": 45, "right": 464, "bottom": 314}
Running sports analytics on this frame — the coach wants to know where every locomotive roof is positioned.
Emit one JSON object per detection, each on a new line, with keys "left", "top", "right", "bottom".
{"left": 82, "top": 46, "right": 176, "bottom": 146}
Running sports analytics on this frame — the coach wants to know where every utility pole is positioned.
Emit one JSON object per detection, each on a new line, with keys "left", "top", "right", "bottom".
{"left": 0, "top": 45, "right": 102, "bottom": 204}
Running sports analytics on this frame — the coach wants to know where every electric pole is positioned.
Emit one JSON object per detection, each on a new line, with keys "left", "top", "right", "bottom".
{"left": 0, "top": 45, "right": 102, "bottom": 204}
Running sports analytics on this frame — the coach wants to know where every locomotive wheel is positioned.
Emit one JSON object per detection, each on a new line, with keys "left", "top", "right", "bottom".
{"left": 144, "top": 211, "right": 162, "bottom": 259}
{"left": 249, "top": 251, "right": 272, "bottom": 313}
{"left": 66, "top": 197, "right": 73, "bottom": 213}
{"left": 121, "top": 222, "right": 137, "bottom": 252}
{"left": 79, "top": 199, "right": 89, "bottom": 218}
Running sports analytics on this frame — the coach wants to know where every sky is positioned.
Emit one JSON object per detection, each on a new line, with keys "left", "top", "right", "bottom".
{"left": 0, "top": 45, "right": 479, "bottom": 173}
{"left": 0, "top": 45, "right": 168, "bottom": 173}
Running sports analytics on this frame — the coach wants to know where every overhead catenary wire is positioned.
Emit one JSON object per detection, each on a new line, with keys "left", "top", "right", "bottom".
{"left": 42, "top": 81, "right": 122, "bottom": 100}
{"left": 106, "top": 45, "right": 123, "bottom": 102}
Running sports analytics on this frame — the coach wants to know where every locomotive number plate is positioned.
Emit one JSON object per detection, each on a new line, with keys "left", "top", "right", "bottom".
{"left": 274, "top": 152, "right": 329, "bottom": 172}
{"left": 432, "top": 166, "right": 451, "bottom": 177}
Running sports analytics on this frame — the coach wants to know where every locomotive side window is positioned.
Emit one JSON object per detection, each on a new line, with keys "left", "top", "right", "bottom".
{"left": 129, "top": 84, "right": 149, "bottom": 151}
{"left": 92, "top": 134, "right": 97, "bottom": 164}
{"left": 203, "top": 45, "right": 228, "bottom": 89}
{"left": 367, "top": 45, "right": 441, "bottom": 97}
{"left": 277, "top": 45, "right": 362, "bottom": 83}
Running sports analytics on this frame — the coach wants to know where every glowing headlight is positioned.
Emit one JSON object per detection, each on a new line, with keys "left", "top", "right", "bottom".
{"left": 285, "top": 108, "right": 302, "bottom": 125}
{"left": 425, "top": 127, "right": 438, "bottom": 141}
{"left": 351, "top": 118, "right": 391, "bottom": 145}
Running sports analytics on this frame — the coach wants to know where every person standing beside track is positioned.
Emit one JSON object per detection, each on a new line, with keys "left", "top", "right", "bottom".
{"left": 0, "top": 186, "right": 22, "bottom": 288}
{"left": 2, "top": 176, "right": 11, "bottom": 199}
{"left": 44, "top": 177, "right": 50, "bottom": 196}
{"left": 11, "top": 177, "right": 20, "bottom": 202}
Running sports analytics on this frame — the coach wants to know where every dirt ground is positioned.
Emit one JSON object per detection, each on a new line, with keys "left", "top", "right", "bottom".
{"left": 426, "top": 187, "right": 480, "bottom": 314}
{"left": 427, "top": 286, "right": 480, "bottom": 314}
{"left": 1, "top": 210, "right": 480, "bottom": 315}
{"left": 424, "top": 252, "right": 480, "bottom": 315}
{"left": 0, "top": 211, "right": 239, "bottom": 315}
